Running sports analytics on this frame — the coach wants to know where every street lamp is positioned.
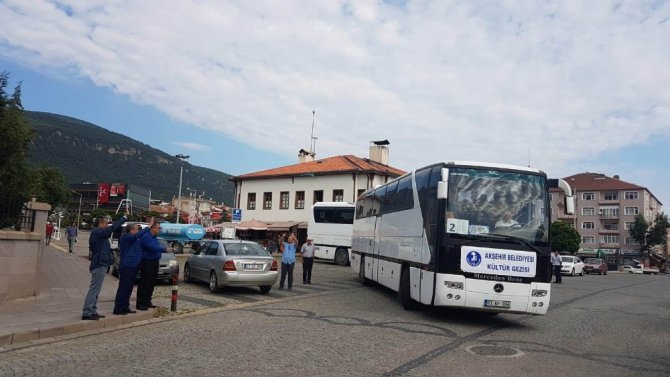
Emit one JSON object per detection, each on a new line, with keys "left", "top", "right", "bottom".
{"left": 175, "top": 154, "right": 190, "bottom": 224}
{"left": 71, "top": 190, "right": 83, "bottom": 231}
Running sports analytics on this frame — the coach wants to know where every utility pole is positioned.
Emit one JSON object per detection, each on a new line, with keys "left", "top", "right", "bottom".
{"left": 175, "top": 154, "right": 190, "bottom": 224}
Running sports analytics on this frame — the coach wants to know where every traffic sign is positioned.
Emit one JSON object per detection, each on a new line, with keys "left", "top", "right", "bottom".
{"left": 232, "top": 208, "right": 242, "bottom": 223}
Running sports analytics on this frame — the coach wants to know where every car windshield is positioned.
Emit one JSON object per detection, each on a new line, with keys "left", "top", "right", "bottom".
{"left": 560, "top": 256, "right": 573, "bottom": 263}
{"left": 224, "top": 243, "right": 268, "bottom": 257}
{"left": 446, "top": 168, "right": 548, "bottom": 244}
{"left": 584, "top": 258, "right": 602, "bottom": 264}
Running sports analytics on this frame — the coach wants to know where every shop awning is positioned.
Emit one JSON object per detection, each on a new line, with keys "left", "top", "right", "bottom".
{"left": 267, "top": 221, "right": 301, "bottom": 232}
{"left": 236, "top": 219, "right": 269, "bottom": 231}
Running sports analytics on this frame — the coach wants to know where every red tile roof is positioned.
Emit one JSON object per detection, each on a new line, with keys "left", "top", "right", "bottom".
{"left": 232, "top": 155, "right": 406, "bottom": 181}
{"left": 557, "top": 172, "right": 661, "bottom": 205}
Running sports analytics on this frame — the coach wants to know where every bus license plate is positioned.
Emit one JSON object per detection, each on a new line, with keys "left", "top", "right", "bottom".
{"left": 244, "top": 264, "right": 262, "bottom": 270}
{"left": 484, "top": 299, "right": 511, "bottom": 309}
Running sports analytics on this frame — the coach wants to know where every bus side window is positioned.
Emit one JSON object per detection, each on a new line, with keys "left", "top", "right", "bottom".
{"left": 382, "top": 181, "right": 398, "bottom": 213}
{"left": 373, "top": 187, "right": 385, "bottom": 216}
{"left": 429, "top": 166, "right": 442, "bottom": 188}
{"left": 396, "top": 175, "right": 414, "bottom": 211}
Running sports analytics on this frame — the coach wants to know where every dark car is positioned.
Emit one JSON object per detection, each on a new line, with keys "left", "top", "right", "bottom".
{"left": 583, "top": 258, "right": 607, "bottom": 275}
{"left": 111, "top": 226, "right": 179, "bottom": 282}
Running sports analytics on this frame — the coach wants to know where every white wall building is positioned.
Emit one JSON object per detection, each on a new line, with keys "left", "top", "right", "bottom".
{"left": 231, "top": 143, "right": 405, "bottom": 225}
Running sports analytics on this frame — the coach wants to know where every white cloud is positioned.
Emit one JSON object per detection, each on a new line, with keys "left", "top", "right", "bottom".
{"left": 1, "top": 0, "right": 670, "bottom": 181}
{"left": 170, "top": 142, "right": 210, "bottom": 152}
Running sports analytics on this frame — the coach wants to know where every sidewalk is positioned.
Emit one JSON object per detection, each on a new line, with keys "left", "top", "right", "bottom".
{"left": 0, "top": 237, "right": 153, "bottom": 346}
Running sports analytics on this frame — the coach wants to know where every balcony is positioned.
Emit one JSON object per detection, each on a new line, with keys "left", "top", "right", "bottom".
{"left": 599, "top": 213, "right": 619, "bottom": 219}
{"left": 599, "top": 228, "right": 620, "bottom": 234}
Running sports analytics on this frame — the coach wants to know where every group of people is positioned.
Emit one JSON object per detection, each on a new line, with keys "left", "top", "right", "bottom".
{"left": 277, "top": 233, "right": 315, "bottom": 290}
{"left": 82, "top": 215, "right": 168, "bottom": 320}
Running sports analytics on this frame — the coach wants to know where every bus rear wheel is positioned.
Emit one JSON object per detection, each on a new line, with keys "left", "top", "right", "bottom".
{"left": 398, "top": 267, "right": 418, "bottom": 310}
{"left": 359, "top": 256, "right": 371, "bottom": 286}
{"left": 335, "top": 248, "right": 349, "bottom": 266}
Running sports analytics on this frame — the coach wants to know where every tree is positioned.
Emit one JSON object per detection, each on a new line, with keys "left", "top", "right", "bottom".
{"left": 646, "top": 213, "right": 670, "bottom": 251}
{"left": 629, "top": 214, "right": 650, "bottom": 252}
{"left": 27, "top": 165, "right": 70, "bottom": 207}
{"left": 551, "top": 221, "right": 581, "bottom": 254}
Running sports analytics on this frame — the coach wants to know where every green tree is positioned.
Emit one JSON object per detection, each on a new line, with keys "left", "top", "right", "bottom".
{"left": 629, "top": 214, "right": 649, "bottom": 252}
{"left": 646, "top": 213, "right": 670, "bottom": 251}
{"left": 27, "top": 165, "right": 70, "bottom": 207}
{"left": 0, "top": 72, "right": 34, "bottom": 228}
{"left": 550, "top": 221, "right": 581, "bottom": 254}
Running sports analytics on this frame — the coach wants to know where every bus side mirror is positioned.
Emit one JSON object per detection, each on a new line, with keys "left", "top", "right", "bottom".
{"left": 565, "top": 196, "right": 575, "bottom": 215}
{"left": 437, "top": 181, "right": 448, "bottom": 200}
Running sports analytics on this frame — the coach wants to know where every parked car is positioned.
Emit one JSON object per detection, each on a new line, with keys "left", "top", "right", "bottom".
{"left": 111, "top": 224, "right": 179, "bottom": 282}
{"left": 184, "top": 240, "right": 278, "bottom": 294}
{"left": 583, "top": 258, "right": 607, "bottom": 275}
{"left": 625, "top": 262, "right": 660, "bottom": 275}
{"left": 560, "top": 255, "right": 584, "bottom": 276}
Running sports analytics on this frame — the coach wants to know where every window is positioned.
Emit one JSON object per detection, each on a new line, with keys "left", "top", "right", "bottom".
{"left": 601, "top": 235, "right": 619, "bottom": 244}
{"left": 206, "top": 242, "right": 219, "bottom": 256}
{"left": 624, "top": 206, "right": 639, "bottom": 215}
{"left": 395, "top": 175, "right": 414, "bottom": 211}
{"left": 582, "top": 236, "right": 595, "bottom": 244}
{"left": 600, "top": 207, "right": 619, "bottom": 218}
{"left": 603, "top": 192, "right": 618, "bottom": 201}
{"left": 625, "top": 237, "right": 640, "bottom": 245}
{"left": 602, "top": 222, "right": 618, "bottom": 231}
{"left": 582, "top": 207, "right": 595, "bottom": 216}
{"left": 582, "top": 222, "right": 594, "bottom": 229}
{"left": 295, "top": 191, "right": 305, "bottom": 209}
{"left": 313, "top": 207, "right": 355, "bottom": 224}
{"left": 381, "top": 181, "right": 398, "bottom": 213}
{"left": 624, "top": 191, "right": 639, "bottom": 200}
{"left": 624, "top": 222, "right": 635, "bottom": 230}
{"left": 313, "top": 190, "right": 323, "bottom": 204}
{"left": 279, "top": 191, "right": 289, "bottom": 209}
{"left": 333, "top": 189, "right": 344, "bottom": 202}
{"left": 263, "top": 192, "right": 272, "bottom": 210}
{"left": 582, "top": 192, "right": 595, "bottom": 200}
{"left": 247, "top": 193, "right": 256, "bottom": 210}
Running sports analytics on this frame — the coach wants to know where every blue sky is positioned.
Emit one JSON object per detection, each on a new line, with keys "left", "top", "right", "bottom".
{"left": 1, "top": 0, "right": 669, "bottom": 206}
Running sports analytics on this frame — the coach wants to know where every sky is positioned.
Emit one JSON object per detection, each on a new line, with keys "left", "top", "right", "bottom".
{"left": 1, "top": 0, "right": 669, "bottom": 206}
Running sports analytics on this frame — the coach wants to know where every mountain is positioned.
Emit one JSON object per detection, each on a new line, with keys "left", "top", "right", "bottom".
{"left": 25, "top": 111, "right": 234, "bottom": 204}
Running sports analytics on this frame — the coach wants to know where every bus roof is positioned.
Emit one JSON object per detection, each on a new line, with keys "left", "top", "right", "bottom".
{"left": 312, "top": 202, "right": 355, "bottom": 207}
{"left": 444, "top": 161, "right": 545, "bottom": 174}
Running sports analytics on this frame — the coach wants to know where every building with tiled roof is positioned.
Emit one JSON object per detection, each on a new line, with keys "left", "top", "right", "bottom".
{"left": 550, "top": 172, "right": 663, "bottom": 266}
{"left": 230, "top": 143, "right": 405, "bottom": 238}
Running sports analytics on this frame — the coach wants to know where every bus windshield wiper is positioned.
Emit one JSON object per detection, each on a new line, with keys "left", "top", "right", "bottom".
{"left": 485, "top": 233, "right": 543, "bottom": 254}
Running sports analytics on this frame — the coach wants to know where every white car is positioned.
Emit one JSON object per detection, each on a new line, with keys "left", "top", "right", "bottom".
{"left": 560, "top": 255, "right": 584, "bottom": 276}
{"left": 625, "top": 263, "right": 660, "bottom": 275}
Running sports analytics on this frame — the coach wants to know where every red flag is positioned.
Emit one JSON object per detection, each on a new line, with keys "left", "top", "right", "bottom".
{"left": 117, "top": 184, "right": 126, "bottom": 196}
{"left": 98, "top": 183, "right": 110, "bottom": 204}
{"left": 110, "top": 183, "right": 118, "bottom": 197}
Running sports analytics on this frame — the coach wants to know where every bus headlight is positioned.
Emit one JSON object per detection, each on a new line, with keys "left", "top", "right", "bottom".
{"left": 444, "top": 281, "right": 463, "bottom": 289}
{"left": 531, "top": 289, "right": 547, "bottom": 297}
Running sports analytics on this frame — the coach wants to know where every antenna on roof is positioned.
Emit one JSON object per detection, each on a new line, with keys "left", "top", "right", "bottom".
{"left": 309, "top": 110, "right": 317, "bottom": 156}
{"left": 528, "top": 147, "right": 531, "bottom": 167}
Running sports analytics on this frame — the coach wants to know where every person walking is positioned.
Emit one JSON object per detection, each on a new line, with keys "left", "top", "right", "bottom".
{"left": 66, "top": 223, "right": 78, "bottom": 253}
{"left": 552, "top": 251, "right": 563, "bottom": 284}
{"left": 82, "top": 214, "right": 126, "bottom": 320}
{"left": 136, "top": 222, "right": 167, "bottom": 310}
{"left": 45, "top": 222, "right": 54, "bottom": 245}
{"left": 279, "top": 234, "right": 298, "bottom": 290}
{"left": 301, "top": 238, "right": 315, "bottom": 284}
{"left": 113, "top": 224, "right": 150, "bottom": 315}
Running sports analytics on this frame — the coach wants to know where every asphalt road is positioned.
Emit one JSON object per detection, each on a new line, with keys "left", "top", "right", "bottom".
{"left": 1, "top": 261, "right": 668, "bottom": 377}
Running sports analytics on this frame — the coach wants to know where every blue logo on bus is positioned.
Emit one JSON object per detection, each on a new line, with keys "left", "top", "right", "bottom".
{"left": 466, "top": 251, "right": 482, "bottom": 267}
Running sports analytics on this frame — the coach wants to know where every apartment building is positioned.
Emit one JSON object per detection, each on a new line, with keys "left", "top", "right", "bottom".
{"left": 550, "top": 173, "right": 663, "bottom": 258}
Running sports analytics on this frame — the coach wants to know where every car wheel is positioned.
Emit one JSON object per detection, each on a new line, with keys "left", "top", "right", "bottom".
{"left": 397, "top": 267, "right": 418, "bottom": 310}
{"left": 359, "top": 255, "right": 371, "bottom": 286}
{"left": 570, "top": 268, "right": 575, "bottom": 276}
{"left": 209, "top": 271, "right": 219, "bottom": 293}
{"left": 579, "top": 268, "right": 583, "bottom": 276}
{"left": 335, "top": 248, "right": 349, "bottom": 266}
{"left": 184, "top": 264, "right": 192, "bottom": 283}
{"left": 259, "top": 285, "right": 272, "bottom": 294}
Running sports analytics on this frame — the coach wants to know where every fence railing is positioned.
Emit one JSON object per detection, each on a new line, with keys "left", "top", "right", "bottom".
{"left": 0, "top": 199, "right": 36, "bottom": 231}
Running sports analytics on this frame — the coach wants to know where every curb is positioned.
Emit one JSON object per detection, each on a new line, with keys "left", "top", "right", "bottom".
{"left": 0, "top": 309, "right": 155, "bottom": 348}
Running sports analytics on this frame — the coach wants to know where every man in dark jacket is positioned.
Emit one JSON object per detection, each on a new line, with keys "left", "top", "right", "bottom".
{"left": 82, "top": 214, "right": 126, "bottom": 320}
{"left": 136, "top": 222, "right": 167, "bottom": 310}
{"left": 113, "top": 224, "right": 151, "bottom": 315}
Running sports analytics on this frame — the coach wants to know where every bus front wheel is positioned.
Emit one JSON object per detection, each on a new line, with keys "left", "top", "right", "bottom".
{"left": 398, "top": 267, "right": 418, "bottom": 310}
{"left": 335, "top": 248, "right": 349, "bottom": 266}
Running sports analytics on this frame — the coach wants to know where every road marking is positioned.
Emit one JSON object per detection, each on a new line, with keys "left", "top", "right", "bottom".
{"left": 50, "top": 244, "right": 68, "bottom": 253}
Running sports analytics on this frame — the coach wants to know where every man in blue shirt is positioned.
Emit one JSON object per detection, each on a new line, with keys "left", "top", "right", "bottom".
{"left": 279, "top": 234, "right": 298, "bottom": 290}
{"left": 82, "top": 214, "right": 126, "bottom": 320}
{"left": 65, "top": 223, "right": 78, "bottom": 253}
{"left": 136, "top": 222, "right": 167, "bottom": 310}
{"left": 113, "top": 224, "right": 151, "bottom": 315}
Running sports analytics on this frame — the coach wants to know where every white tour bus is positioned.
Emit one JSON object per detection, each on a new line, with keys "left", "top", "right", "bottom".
{"left": 350, "top": 161, "right": 574, "bottom": 315}
{"left": 308, "top": 202, "right": 355, "bottom": 266}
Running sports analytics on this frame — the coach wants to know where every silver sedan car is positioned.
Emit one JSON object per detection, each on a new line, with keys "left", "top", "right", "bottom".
{"left": 183, "top": 240, "right": 278, "bottom": 294}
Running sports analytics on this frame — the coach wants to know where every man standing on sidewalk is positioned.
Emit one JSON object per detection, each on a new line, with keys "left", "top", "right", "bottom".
{"left": 552, "top": 251, "right": 563, "bottom": 284}
{"left": 66, "top": 222, "right": 78, "bottom": 253}
{"left": 136, "top": 222, "right": 167, "bottom": 311}
{"left": 301, "top": 238, "right": 315, "bottom": 284}
{"left": 113, "top": 224, "right": 150, "bottom": 315}
{"left": 45, "top": 222, "right": 54, "bottom": 245}
{"left": 82, "top": 214, "right": 126, "bottom": 320}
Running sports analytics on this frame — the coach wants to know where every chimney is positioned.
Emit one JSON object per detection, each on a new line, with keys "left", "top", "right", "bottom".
{"left": 613, "top": 175, "right": 620, "bottom": 180}
{"left": 298, "top": 148, "right": 315, "bottom": 163}
{"left": 369, "top": 140, "right": 390, "bottom": 165}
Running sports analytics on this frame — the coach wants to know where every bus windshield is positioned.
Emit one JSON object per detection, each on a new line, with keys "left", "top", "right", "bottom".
{"left": 445, "top": 168, "right": 548, "bottom": 245}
